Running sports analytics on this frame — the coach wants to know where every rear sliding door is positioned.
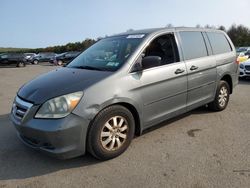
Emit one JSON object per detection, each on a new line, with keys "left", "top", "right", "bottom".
{"left": 178, "top": 31, "right": 217, "bottom": 110}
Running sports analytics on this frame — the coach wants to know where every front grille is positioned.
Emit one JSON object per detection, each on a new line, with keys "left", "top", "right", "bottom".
{"left": 12, "top": 96, "right": 33, "bottom": 123}
{"left": 14, "top": 105, "right": 27, "bottom": 119}
{"left": 245, "top": 65, "right": 250, "bottom": 71}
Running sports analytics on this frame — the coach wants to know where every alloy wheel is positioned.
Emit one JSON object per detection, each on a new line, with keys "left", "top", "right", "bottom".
{"left": 100, "top": 116, "right": 128, "bottom": 151}
{"left": 218, "top": 86, "right": 228, "bottom": 107}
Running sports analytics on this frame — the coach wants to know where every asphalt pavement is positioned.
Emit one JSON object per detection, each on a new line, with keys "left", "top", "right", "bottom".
{"left": 0, "top": 64, "right": 250, "bottom": 188}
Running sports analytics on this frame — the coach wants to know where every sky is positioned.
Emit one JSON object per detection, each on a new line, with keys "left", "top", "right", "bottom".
{"left": 0, "top": 0, "right": 249, "bottom": 48}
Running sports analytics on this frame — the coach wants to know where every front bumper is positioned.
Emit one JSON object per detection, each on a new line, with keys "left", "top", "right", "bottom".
{"left": 239, "top": 68, "right": 250, "bottom": 77}
{"left": 10, "top": 96, "right": 90, "bottom": 159}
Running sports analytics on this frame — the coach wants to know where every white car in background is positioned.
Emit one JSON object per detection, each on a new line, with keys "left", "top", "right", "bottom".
{"left": 239, "top": 59, "right": 250, "bottom": 78}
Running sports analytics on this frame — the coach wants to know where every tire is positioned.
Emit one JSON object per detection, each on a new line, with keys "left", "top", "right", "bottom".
{"left": 87, "top": 105, "right": 135, "bottom": 160}
{"left": 33, "top": 60, "right": 38, "bottom": 65}
{"left": 208, "top": 81, "right": 230, "bottom": 111}
{"left": 16, "top": 62, "right": 25, "bottom": 67}
{"left": 57, "top": 60, "right": 63, "bottom": 66}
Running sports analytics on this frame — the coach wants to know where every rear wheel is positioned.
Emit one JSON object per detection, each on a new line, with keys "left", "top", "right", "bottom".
{"left": 33, "top": 60, "right": 38, "bottom": 65}
{"left": 208, "top": 81, "right": 230, "bottom": 111}
{"left": 87, "top": 105, "right": 135, "bottom": 160}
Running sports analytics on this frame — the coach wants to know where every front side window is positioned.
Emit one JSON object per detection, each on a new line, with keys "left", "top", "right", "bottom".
{"left": 142, "top": 34, "right": 180, "bottom": 68}
{"left": 67, "top": 35, "right": 145, "bottom": 71}
{"left": 179, "top": 31, "right": 208, "bottom": 60}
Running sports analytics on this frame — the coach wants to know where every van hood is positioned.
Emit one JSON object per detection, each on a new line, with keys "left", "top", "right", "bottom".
{"left": 18, "top": 67, "right": 113, "bottom": 104}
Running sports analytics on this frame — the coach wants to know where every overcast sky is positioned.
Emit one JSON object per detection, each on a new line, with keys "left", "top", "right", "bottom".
{"left": 1, "top": 0, "right": 249, "bottom": 48}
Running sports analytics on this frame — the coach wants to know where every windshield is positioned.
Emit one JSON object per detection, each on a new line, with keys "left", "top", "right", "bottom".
{"left": 67, "top": 35, "right": 145, "bottom": 71}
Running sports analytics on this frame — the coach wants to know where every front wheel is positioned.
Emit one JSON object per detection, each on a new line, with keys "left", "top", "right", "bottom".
{"left": 57, "top": 60, "right": 63, "bottom": 66}
{"left": 87, "top": 105, "right": 135, "bottom": 160}
{"left": 208, "top": 81, "right": 230, "bottom": 111}
{"left": 16, "top": 62, "right": 25, "bottom": 67}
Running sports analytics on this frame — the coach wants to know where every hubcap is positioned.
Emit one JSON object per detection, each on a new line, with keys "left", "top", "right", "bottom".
{"left": 218, "top": 86, "right": 228, "bottom": 107}
{"left": 100, "top": 116, "right": 128, "bottom": 151}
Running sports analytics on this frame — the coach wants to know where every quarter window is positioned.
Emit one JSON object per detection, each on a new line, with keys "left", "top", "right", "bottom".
{"left": 179, "top": 31, "right": 208, "bottom": 60}
{"left": 206, "top": 32, "right": 232, "bottom": 55}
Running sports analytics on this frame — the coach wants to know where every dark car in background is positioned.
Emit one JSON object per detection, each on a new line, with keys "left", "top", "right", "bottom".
{"left": 236, "top": 47, "right": 250, "bottom": 56}
{"left": 245, "top": 50, "right": 250, "bottom": 57}
{"left": 31, "top": 52, "right": 56, "bottom": 64}
{"left": 51, "top": 51, "right": 81, "bottom": 65}
{"left": 0, "top": 53, "right": 26, "bottom": 67}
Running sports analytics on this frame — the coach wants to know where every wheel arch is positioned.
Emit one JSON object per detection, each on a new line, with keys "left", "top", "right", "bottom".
{"left": 86, "top": 101, "right": 143, "bottom": 136}
{"left": 220, "top": 74, "right": 233, "bottom": 94}
{"left": 113, "top": 102, "right": 142, "bottom": 136}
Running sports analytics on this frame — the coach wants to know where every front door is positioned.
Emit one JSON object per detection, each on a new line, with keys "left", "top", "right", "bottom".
{"left": 137, "top": 33, "right": 188, "bottom": 128}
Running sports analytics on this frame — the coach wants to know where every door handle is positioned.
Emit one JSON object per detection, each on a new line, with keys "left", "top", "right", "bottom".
{"left": 190, "top": 65, "right": 198, "bottom": 71}
{"left": 175, "top": 69, "right": 185, "bottom": 74}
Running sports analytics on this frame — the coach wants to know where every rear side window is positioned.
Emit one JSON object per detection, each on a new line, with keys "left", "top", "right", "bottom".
{"left": 179, "top": 31, "right": 208, "bottom": 60}
{"left": 206, "top": 32, "right": 232, "bottom": 55}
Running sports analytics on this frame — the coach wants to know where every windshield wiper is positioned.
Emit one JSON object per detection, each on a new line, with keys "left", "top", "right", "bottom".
{"left": 71, "top": 65, "right": 106, "bottom": 71}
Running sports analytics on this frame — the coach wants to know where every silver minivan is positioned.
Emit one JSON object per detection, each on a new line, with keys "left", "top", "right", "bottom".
{"left": 11, "top": 27, "right": 238, "bottom": 160}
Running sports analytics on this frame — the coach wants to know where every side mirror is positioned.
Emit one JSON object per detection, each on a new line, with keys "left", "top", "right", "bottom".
{"left": 132, "top": 62, "right": 143, "bottom": 72}
{"left": 141, "top": 56, "right": 161, "bottom": 70}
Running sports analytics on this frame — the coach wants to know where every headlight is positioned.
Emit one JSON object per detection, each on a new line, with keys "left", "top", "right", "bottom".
{"left": 35, "top": 91, "right": 83, "bottom": 119}
{"left": 240, "top": 63, "right": 245, "bottom": 69}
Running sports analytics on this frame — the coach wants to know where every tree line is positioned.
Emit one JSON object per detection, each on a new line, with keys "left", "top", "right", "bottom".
{"left": 3, "top": 24, "right": 250, "bottom": 54}
{"left": 199, "top": 24, "right": 250, "bottom": 47}
{"left": 27, "top": 38, "right": 97, "bottom": 54}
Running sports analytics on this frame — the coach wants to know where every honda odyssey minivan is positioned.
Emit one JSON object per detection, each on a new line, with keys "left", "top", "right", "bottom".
{"left": 11, "top": 27, "right": 238, "bottom": 160}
